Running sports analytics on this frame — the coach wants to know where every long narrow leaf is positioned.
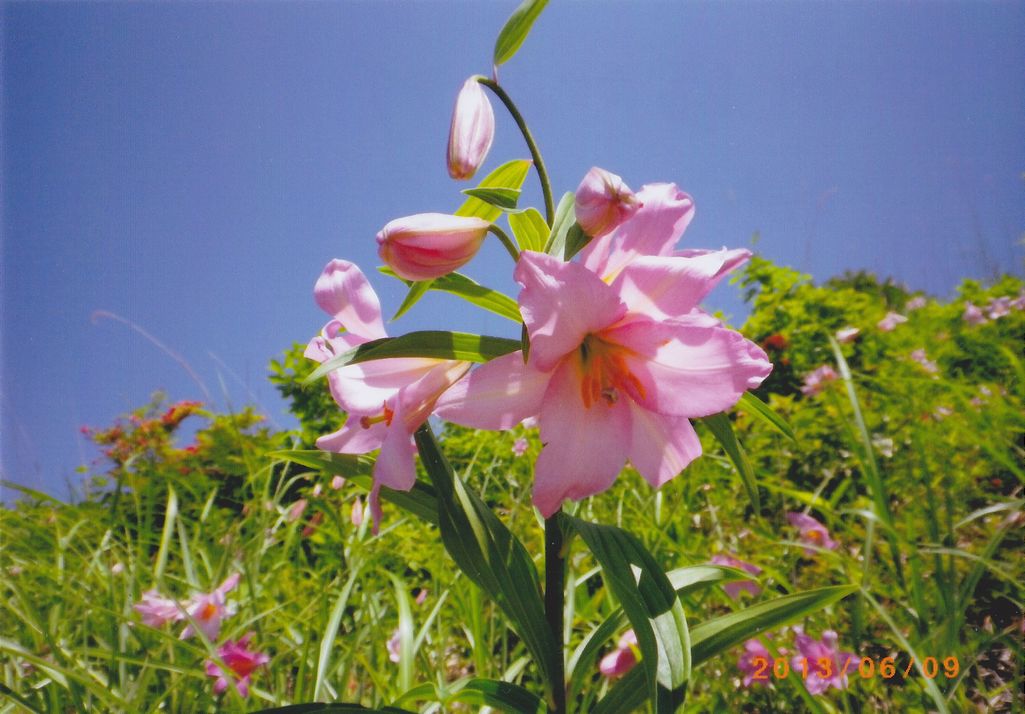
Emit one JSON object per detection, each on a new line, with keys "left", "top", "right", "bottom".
{"left": 701, "top": 412, "right": 760, "bottom": 512}
{"left": 738, "top": 392, "right": 796, "bottom": 443}
{"left": 456, "top": 159, "right": 533, "bottom": 222}
{"left": 448, "top": 678, "right": 544, "bottom": 714}
{"left": 304, "top": 331, "right": 520, "bottom": 384}
{"left": 380, "top": 268, "right": 521, "bottom": 323}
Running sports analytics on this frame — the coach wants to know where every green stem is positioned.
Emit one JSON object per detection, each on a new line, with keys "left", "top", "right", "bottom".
{"left": 544, "top": 512, "right": 566, "bottom": 714}
{"left": 477, "top": 77, "right": 556, "bottom": 227}
{"left": 488, "top": 224, "right": 521, "bottom": 261}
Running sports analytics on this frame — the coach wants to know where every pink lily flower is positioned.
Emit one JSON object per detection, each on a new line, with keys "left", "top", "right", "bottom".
{"left": 134, "top": 590, "right": 183, "bottom": 628}
{"left": 180, "top": 572, "right": 241, "bottom": 640}
{"left": 437, "top": 192, "right": 770, "bottom": 515}
{"left": 599, "top": 630, "right": 639, "bottom": 678}
{"left": 204, "top": 632, "right": 269, "bottom": 698}
{"left": 963, "top": 302, "right": 987, "bottom": 326}
{"left": 800, "top": 365, "right": 838, "bottom": 396}
{"left": 709, "top": 553, "right": 762, "bottom": 599}
{"left": 376, "top": 213, "right": 491, "bottom": 282}
{"left": 987, "top": 296, "right": 1011, "bottom": 319}
{"left": 876, "top": 312, "right": 908, "bottom": 332}
{"left": 835, "top": 326, "right": 860, "bottom": 344}
{"left": 575, "top": 167, "right": 642, "bottom": 238}
{"left": 790, "top": 627, "right": 856, "bottom": 695}
{"left": 787, "top": 512, "right": 838, "bottom": 555}
{"left": 306, "top": 260, "right": 470, "bottom": 530}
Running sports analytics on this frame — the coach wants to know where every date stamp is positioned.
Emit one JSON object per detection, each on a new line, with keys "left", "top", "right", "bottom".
{"left": 747, "top": 656, "right": 961, "bottom": 683}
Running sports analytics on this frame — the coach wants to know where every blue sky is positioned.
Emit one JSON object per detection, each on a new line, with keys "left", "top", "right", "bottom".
{"left": 3, "top": 1, "right": 1023, "bottom": 500}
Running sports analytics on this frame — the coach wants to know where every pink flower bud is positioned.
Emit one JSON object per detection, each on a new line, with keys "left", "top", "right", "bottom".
{"left": 377, "top": 213, "right": 490, "bottom": 281}
{"left": 574, "top": 167, "right": 641, "bottom": 238}
{"left": 447, "top": 77, "right": 495, "bottom": 180}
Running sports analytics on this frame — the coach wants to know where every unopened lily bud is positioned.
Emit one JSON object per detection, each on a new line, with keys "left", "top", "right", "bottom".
{"left": 574, "top": 167, "right": 641, "bottom": 237}
{"left": 377, "top": 213, "right": 490, "bottom": 281}
{"left": 447, "top": 77, "right": 495, "bottom": 180}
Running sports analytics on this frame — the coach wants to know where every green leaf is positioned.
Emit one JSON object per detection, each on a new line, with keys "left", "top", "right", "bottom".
{"left": 737, "top": 392, "right": 796, "bottom": 443}
{"left": 461, "top": 187, "right": 521, "bottom": 210}
{"left": 543, "top": 192, "right": 576, "bottom": 257}
{"left": 563, "top": 223, "right": 591, "bottom": 260}
{"left": 270, "top": 450, "right": 439, "bottom": 525}
{"left": 456, "top": 159, "right": 533, "bottom": 222}
{"left": 689, "top": 585, "right": 857, "bottom": 664}
{"left": 508, "top": 207, "right": 549, "bottom": 252}
{"left": 701, "top": 412, "right": 760, "bottom": 512}
{"left": 252, "top": 705, "right": 413, "bottom": 714}
{"left": 304, "top": 331, "right": 520, "bottom": 384}
{"left": 314, "top": 565, "right": 363, "bottom": 701}
{"left": 493, "top": 0, "right": 549, "bottom": 66}
{"left": 569, "top": 565, "right": 751, "bottom": 701}
{"left": 391, "top": 279, "right": 433, "bottom": 321}
{"left": 413, "top": 425, "right": 559, "bottom": 697}
{"left": 448, "top": 678, "right": 544, "bottom": 714}
{"left": 381, "top": 267, "right": 521, "bottom": 322}
{"left": 568, "top": 516, "right": 690, "bottom": 712}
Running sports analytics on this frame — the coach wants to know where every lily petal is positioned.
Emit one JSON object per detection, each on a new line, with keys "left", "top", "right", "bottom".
{"left": 533, "top": 359, "right": 630, "bottom": 516}
{"left": 314, "top": 259, "right": 387, "bottom": 340}
{"left": 515, "top": 251, "right": 627, "bottom": 371}
{"left": 435, "top": 352, "right": 549, "bottom": 429}
{"left": 316, "top": 420, "right": 387, "bottom": 455}
{"left": 627, "top": 405, "right": 702, "bottom": 488}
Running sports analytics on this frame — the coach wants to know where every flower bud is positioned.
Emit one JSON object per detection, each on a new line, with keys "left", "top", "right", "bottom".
{"left": 377, "top": 213, "right": 490, "bottom": 281}
{"left": 574, "top": 167, "right": 641, "bottom": 237}
{"left": 447, "top": 77, "right": 495, "bottom": 180}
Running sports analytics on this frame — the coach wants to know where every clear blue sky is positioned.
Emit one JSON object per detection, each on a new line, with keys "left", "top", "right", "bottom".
{"left": 3, "top": 1, "right": 1023, "bottom": 500}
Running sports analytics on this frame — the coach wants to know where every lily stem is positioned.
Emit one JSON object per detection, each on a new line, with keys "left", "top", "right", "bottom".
{"left": 545, "top": 511, "right": 566, "bottom": 714}
{"left": 477, "top": 77, "right": 556, "bottom": 227}
{"left": 488, "top": 224, "right": 521, "bottom": 261}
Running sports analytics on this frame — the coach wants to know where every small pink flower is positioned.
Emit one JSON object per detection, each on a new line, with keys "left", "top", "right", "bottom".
{"left": 876, "top": 312, "right": 907, "bottom": 332}
{"left": 415, "top": 588, "right": 428, "bottom": 605}
{"left": 376, "top": 213, "right": 491, "bottom": 282}
{"left": 180, "top": 573, "right": 241, "bottom": 640}
{"left": 312, "top": 484, "right": 323, "bottom": 497}
{"left": 835, "top": 327, "right": 860, "bottom": 344}
{"left": 512, "top": 437, "right": 529, "bottom": 456}
{"left": 287, "top": 499, "right": 308, "bottom": 522}
{"left": 204, "top": 633, "right": 269, "bottom": 698}
{"left": 787, "top": 512, "right": 838, "bottom": 555}
{"left": 599, "top": 630, "right": 638, "bottom": 678}
{"left": 111, "top": 562, "right": 124, "bottom": 575}
{"left": 801, "top": 365, "right": 838, "bottom": 396}
{"left": 790, "top": 628, "right": 856, "bottom": 695}
{"left": 987, "top": 296, "right": 1011, "bottom": 319}
{"left": 387, "top": 628, "right": 402, "bottom": 663}
{"left": 905, "top": 296, "right": 927, "bottom": 311}
{"left": 330, "top": 475, "right": 346, "bottom": 490}
{"left": 963, "top": 302, "right": 987, "bottom": 326}
{"left": 575, "top": 167, "right": 642, "bottom": 238}
{"left": 351, "top": 497, "right": 364, "bottom": 527}
{"left": 909, "top": 349, "right": 938, "bottom": 374}
{"left": 134, "top": 590, "right": 182, "bottom": 628}
{"left": 447, "top": 77, "right": 495, "bottom": 181}
{"left": 933, "top": 405, "right": 952, "bottom": 421}
{"left": 1010, "top": 289, "right": 1025, "bottom": 311}
{"left": 710, "top": 554, "right": 762, "bottom": 599}
{"left": 737, "top": 638, "right": 775, "bottom": 687}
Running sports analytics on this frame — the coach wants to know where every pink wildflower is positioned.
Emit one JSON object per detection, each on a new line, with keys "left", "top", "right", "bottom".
{"left": 876, "top": 312, "right": 907, "bottom": 332}
{"left": 790, "top": 628, "right": 856, "bottom": 695}
{"left": 512, "top": 437, "right": 529, "bottom": 456}
{"left": 204, "top": 633, "right": 269, "bottom": 698}
{"left": 963, "top": 302, "right": 987, "bottom": 326}
{"left": 835, "top": 327, "right": 860, "bottom": 344}
{"left": 306, "top": 260, "right": 470, "bottom": 530}
{"left": 787, "top": 512, "right": 838, "bottom": 555}
{"left": 351, "top": 497, "right": 364, "bottom": 527}
{"left": 575, "top": 167, "right": 642, "bottom": 238}
{"left": 110, "top": 562, "right": 124, "bottom": 575}
{"left": 134, "top": 590, "right": 182, "bottom": 628}
{"left": 710, "top": 553, "right": 762, "bottom": 599}
{"left": 905, "top": 296, "right": 927, "bottom": 311}
{"left": 330, "top": 475, "right": 345, "bottom": 490}
{"left": 737, "top": 638, "right": 776, "bottom": 687}
{"left": 909, "top": 349, "right": 938, "bottom": 374}
{"left": 987, "top": 296, "right": 1011, "bottom": 319}
{"left": 415, "top": 588, "right": 428, "bottom": 605}
{"left": 287, "top": 499, "right": 308, "bottom": 522}
{"left": 1011, "top": 289, "right": 1025, "bottom": 311}
{"left": 387, "top": 628, "right": 402, "bottom": 663}
{"left": 180, "top": 573, "right": 241, "bottom": 640}
{"left": 801, "top": 365, "right": 838, "bottom": 396}
{"left": 599, "top": 630, "right": 638, "bottom": 678}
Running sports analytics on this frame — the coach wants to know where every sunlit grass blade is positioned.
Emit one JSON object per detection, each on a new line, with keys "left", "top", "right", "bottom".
{"left": 738, "top": 392, "right": 796, "bottom": 443}
{"left": 314, "top": 564, "right": 363, "bottom": 701}
{"left": 701, "top": 412, "right": 760, "bottom": 513}
{"left": 447, "top": 678, "right": 544, "bottom": 713}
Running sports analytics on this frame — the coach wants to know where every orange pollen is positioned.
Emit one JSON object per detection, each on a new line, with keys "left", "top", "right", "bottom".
{"left": 578, "top": 335, "right": 646, "bottom": 408}
{"left": 807, "top": 530, "right": 823, "bottom": 542}
{"left": 360, "top": 403, "right": 395, "bottom": 429}
{"left": 200, "top": 602, "right": 218, "bottom": 620}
